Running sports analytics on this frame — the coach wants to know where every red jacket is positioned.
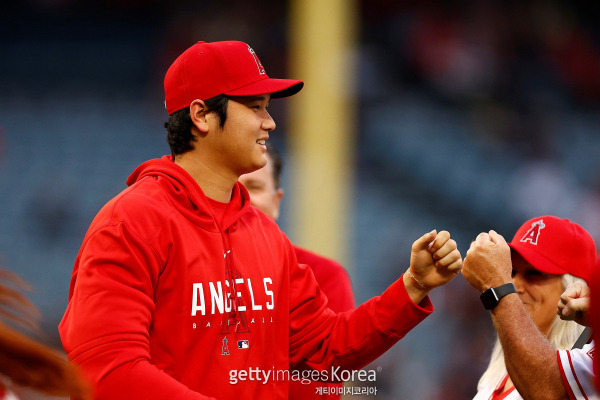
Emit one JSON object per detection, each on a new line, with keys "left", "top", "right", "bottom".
{"left": 290, "top": 246, "right": 356, "bottom": 400}
{"left": 59, "top": 156, "right": 433, "bottom": 400}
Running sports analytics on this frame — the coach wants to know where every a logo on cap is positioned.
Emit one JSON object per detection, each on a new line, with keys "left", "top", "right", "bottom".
{"left": 248, "top": 46, "right": 266, "bottom": 75}
{"left": 520, "top": 219, "right": 545, "bottom": 245}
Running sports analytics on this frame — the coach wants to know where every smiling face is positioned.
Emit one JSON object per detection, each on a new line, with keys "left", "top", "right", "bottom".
{"left": 206, "top": 94, "right": 276, "bottom": 178}
{"left": 511, "top": 251, "right": 564, "bottom": 336}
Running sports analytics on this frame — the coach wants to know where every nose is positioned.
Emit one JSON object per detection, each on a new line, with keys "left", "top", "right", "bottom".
{"left": 262, "top": 112, "right": 276, "bottom": 132}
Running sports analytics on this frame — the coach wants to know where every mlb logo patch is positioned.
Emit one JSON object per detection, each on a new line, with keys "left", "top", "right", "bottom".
{"left": 238, "top": 340, "right": 249, "bottom": 349}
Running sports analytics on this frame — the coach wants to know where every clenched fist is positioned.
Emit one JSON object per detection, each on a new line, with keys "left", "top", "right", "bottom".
{"left": 462, "top": 230, "right": 512, "bottom": 292}
{"left": 403, "top": 230, "right": 462, "bottom": 303}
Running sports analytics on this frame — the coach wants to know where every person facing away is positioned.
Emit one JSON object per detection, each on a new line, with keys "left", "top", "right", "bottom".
{"left": 462, "top": 215, "right": 598, "bottom": 400}
{"left": 239, "top": 143, "right": 355, "bottom": 399}
{"left": 59, "top": 40, "right": 463, "bottom": 400}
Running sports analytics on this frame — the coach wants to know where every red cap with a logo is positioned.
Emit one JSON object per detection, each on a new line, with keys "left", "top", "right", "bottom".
{"left": 508, "top": 215, "right": 596, "bottom": 282}
{"left": 164, "top": 41, "right": 304, "bottom": 115}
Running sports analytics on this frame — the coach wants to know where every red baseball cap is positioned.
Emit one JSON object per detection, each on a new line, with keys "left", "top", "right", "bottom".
{"left": 164, "top": 41, "right": 304, "bottom": 115}
{"left": 508, "top": 215, "right": 596, "bottom": 281}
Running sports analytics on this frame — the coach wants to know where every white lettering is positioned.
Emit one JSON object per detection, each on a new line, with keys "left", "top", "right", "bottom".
{"left": 330, "top": 366, "right": 341, "bottom": 381}
{"left": 262, "top": 369, "right": 271, "bottom": 384}
{"left": 235, "top": 278, "right": 247, "bottom": 311}
{"left": 209, "top": 281, "right": 224, "bottom": 314}
{"left": 191, "top": 283, "right": 205, "bottom": 316}
{"left": 264, "top": 278, "right": 274, "bottom": 310}
{"left": 224, "top": 280, "right": 232, "bottom": 312}
{"left": 249, "top": 367, "right": 261, "bottom": 381}
{"left": 247, "top": 278, "right": 262, "bottom": 310}
{"left": 192, "top": 278, "right": 274, "bottom": 315}
{"left": 339, "top": 370, "right": 351, "bottom": 381}
{"left": 368, "top": 370, "right": 376, "bottom": 381}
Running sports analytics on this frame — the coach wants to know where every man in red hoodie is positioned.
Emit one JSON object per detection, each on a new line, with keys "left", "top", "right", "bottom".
{"left": 59, "top": 40, "right": 463, "bottom": 400}
{"left": 239, "top": 143, "right": 355, "bottom": 399}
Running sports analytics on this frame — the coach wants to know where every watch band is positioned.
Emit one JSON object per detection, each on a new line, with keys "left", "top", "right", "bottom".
{"left": 480, "top": 283, "right": 516, "bottom": 310}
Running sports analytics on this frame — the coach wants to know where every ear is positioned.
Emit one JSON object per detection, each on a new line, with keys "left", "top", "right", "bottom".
{"left": 189, "top": 99, "right": 210, "bottom": 134}
{"left": 272, "top": 188, "right": 284, "bottom": 220}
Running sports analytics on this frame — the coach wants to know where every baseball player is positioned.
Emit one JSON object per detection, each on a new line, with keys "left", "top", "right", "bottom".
{"left": 463, "top": 216, "right": 598, "bottom": 400}
{"left": 58, "top": 40, "right": 463, "bottom": 399}
{"left": 239, "top": 143, "right": 355, "bottom": 399}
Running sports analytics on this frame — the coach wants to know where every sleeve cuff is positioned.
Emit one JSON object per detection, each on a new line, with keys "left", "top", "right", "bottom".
{"left": 374, "top": 275, "right": 434, "bottom": 336}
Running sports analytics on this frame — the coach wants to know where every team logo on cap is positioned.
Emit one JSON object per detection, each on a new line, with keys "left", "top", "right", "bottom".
{"left": 520, "top": 219, "right": 545, "bottom": 245}
{"left": 248, "top": 46, "right": 266, "bottom": 75}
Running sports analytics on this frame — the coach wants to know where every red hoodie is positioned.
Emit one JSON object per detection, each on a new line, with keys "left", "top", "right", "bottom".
{"left": 59, "top": 156, "right": 433, "bottom": 400}
{"left": 290, "top": 246, "right": 356, "bottom": 400}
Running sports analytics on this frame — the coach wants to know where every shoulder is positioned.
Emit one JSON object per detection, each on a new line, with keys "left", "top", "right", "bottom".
{"left": 88, "top": 176, "right": 177, "bottom": 241}
{"left": 114, "top": 176, "right": 173, "bottom": 217}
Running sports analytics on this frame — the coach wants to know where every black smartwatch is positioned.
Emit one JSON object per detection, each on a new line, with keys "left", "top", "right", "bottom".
{"left": 480, "top": 283, "right": 516, "bottom": 310}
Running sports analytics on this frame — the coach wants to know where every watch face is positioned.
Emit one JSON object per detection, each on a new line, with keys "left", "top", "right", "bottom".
{"left": 480, "top": 284, "right": 516, "bottom": 310}
{"left": 480, "top": 288, "right": 498, "bottom": 310}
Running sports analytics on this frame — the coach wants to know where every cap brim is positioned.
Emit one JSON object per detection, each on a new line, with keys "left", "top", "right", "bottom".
{"left": 224, "top": 78, "right": 304, "bottom": 99}
{"left": 508, "top": 242, "right": 567, "bottom": 275}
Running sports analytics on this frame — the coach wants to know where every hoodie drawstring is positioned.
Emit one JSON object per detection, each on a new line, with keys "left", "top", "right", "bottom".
{"left": 222, "top": 231, "right": 242, "bottom": 332}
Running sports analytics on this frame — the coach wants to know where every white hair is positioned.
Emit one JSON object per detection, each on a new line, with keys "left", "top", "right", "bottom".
{"left": 477, "top": 274, "right": 586, "bottom": 391}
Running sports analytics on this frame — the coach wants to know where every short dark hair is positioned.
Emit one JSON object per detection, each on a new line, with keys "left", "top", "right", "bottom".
{"left": 266, "top": 142, "right": 283, "bottom": 189}
{"left": 163, "top": 94, "right": 230, "bottom": 157}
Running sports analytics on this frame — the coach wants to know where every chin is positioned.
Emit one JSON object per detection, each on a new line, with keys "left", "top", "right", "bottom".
{"left": 240, "top": 164, "right": 263, "bottom": 175}
{"left": 258, "top": 153, "right": 268, "bottom": 165}
{"left": 253, "top": 158, "right": 268, "bottom": 170}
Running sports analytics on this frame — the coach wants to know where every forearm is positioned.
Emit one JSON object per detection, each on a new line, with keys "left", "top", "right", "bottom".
{"left": 290, "top": 275, "right": 432, "bottom": 371}
{"left": 79, "top": 351, "right": 214, "bottom": 400}
{"left": 491, "top": 294, "right": 568, "bottom": 400}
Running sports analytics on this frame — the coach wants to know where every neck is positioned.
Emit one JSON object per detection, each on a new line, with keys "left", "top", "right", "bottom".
{"left": 174, "top": 152, "right": 237, "bottom": 203}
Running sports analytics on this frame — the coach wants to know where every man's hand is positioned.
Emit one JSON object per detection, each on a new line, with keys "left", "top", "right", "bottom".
{"left": 462, "top": 230, "right": 512, "bottom": 292}
{"left": 557, "top": 280, "right": 590, "bottom": 327}
{"left": 403, "top": 230, "right": 462, "bottom": 303}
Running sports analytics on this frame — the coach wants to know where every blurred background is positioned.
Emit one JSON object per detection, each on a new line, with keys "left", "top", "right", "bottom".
{"left": 1, "top": 0, "right": 600, "bottom": 399}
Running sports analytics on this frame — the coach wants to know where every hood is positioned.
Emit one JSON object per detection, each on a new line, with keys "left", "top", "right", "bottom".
{"left": 126, "top": 155, "right": 251, "bottom": 232}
